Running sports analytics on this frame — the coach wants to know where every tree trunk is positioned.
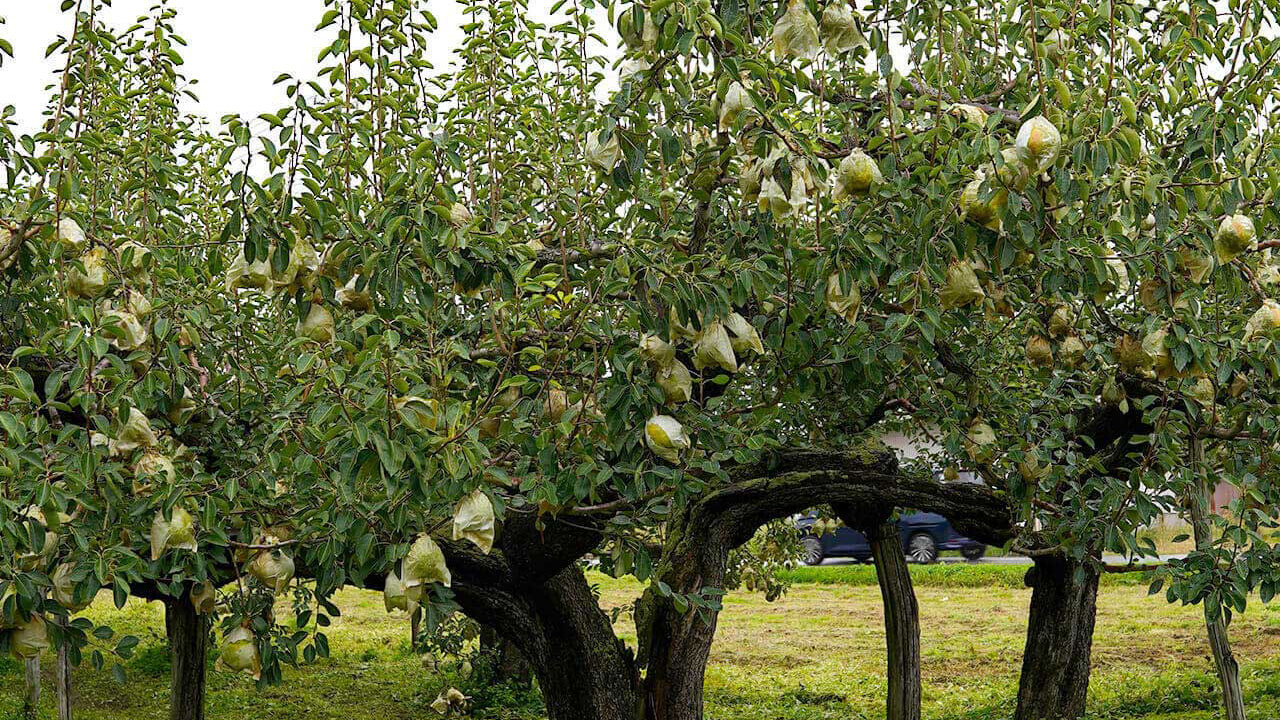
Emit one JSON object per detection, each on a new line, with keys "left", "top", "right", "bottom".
{"left": 1187, "top": 434, "right": 1246, "bottom": 720}
{"left": 410, "top": 606, "right": 421, "bottom": 652}
{"left": 23, "top": 656, "right": 40, "bottom": 719}
{"left": 450, "top": 564, "right": 639, "bottom": 720}
{"left": 479, "top": 624, "right": 532, "bottom": 685}
{"left": 508, "top": 568, "right": 639, "bottom": 720}
{"left": 164, "top": 592, "right": 209, "bottom": 720}
{"left": 56, "top": 616, "right": 73, "bottom": 720}
{"left": 867, "top": 520, "right": 921, "bottom": 720}
{"left": 1014, "top": 554, "right": 1099, "bottom": 720}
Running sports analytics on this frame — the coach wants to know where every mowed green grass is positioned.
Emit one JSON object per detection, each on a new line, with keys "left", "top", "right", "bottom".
{"left": 3, "top": 566, "right": 1280, "bottom": 720}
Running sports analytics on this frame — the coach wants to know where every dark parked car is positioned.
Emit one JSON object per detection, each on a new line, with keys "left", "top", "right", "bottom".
{"left": 795, "top": 512, "right": 985, "bottom": 565}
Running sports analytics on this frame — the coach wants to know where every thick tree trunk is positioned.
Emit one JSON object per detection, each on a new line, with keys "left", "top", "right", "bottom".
{"left": 1187, "top": 433, "right": 1246, "bottom": 720}
{"left": 23, "top": 656, "right": 40, "bottom": 719}
{"left": 1014, "top": 554, "right": 1099, "bottom": 720}
{"left": 56, "top": 616, "right": 73, "bottom": 720}
{"left": 465, "top": 567, "right": 639, "bottom": 720}
{"left": 866, "top": 520, "right": 921, "bottom": 720}
{"left": 479, "top": 624, "right": 532, "bottom": 685}
{"left": 164, "top": 592, "right": 209, "bottom": 720}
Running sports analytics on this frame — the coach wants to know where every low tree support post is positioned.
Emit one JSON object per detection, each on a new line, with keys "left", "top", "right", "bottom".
{"left": 1188, "top": 433, "right": 1246, "bottom": 720}
{"left": 23, "top": 656, "right": 40, "bottom": 719}
{"left": 56, "top": 615, "right": 73, "bottom": 720}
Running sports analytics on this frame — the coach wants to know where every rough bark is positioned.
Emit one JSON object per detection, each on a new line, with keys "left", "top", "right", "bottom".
{"left": 864, "top": 518, "right": 921, "bottom": 720}
{"left": 1014, "top": 554, "right": 1100, "bottom": 720}
{"left": 362, "top": 514, "right": 639, "bottom": 720}
{"left": 479, "top": 624, "right": 532, "bottom": 685}
{"left": 164, "top": 591, "right": 209, "bottom": 720}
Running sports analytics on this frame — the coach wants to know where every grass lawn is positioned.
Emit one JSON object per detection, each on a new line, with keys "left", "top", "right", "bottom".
{"left": 3, "top": 566, "right": 1280, "bottom": 719}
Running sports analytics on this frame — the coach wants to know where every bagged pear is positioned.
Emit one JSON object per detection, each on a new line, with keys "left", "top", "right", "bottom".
{"left": 116, "top": 241, "right": 151, "bottom": 279}
{"left": 772, "top": 0, "right": 819, "bottom": 59}
{"left": 337, "top": 275, "right": 374, "bottom": 311}
{"left": 825, "top": 272, "right": 861, "bottom": 324}
{"left": 134, "top": 451, "right": 175, "bottom": 494}
{"left": 948, "top": 104, "right": 988, "bottom": 125}
{"left": 758, "top": 176, "right": 793, "bottom": 219}
{"left": 1026, "top": 335, "right": 1054, "bottom": 368}
{"left": 248, "top": 548, "right": 295, "bottom": 594}
{"left": 820, "top": 2, "right": 862, "bottom": 54}
{"left": 585, "top": 131, "right": 622, "bottom": 171}
{"left": 832, "top": 149, "right": 882, "bottom": 200}
{"left": 168, "top": 387, "right": 198, "bottom": 425}
{"left": 640, "top": 334, "right": 676, "bottom": 366}
{"left": 15, "top": 506, "right": 59, "bottom": 571}
{"left": 1178, "top": 249, "right": 1215, "bottom": 284}
{"left": 383, "top": 568, "right": 422, "bottom": 614}
{"left": 1048, "top": 304, "right": 1074, "bottom": 337}
{"left": 10, "top": 614, "right": 49, "bottom": 659}
{"left": 225, "top": 250, "right": 273, "bottom": 292}
{"left": 66, "top": 248, "right": 108, "bottom": 298}
{"left": 960, "top": 173, "right": 1008, "bottom": 230}
{"left": 1214, "top": 214, "right": 1255, "bottom": 264}
{"left": 719, "top": 82, "right": 752, "bottom": 131}
{"left": 395, "top": 395, "right": 442, "bottom": 432}
{"left": 448, "top": 203, "right": 473, "bottom": 228}
{"left": 1189, "top": 376, "right": 1215, "bottom": 409}
{"left": 1115, "top": 334, "right": 1153, "bottom": 373}
{"left": 1015, "top": 116, "right": 1062, "bottom": 172}
{"left": 104, "top": 309, "right": 149, "bottom": 352}
{"left": 403, "top": 534, "right": 451, "bottom": 589}
{"left": 724, "top": 313, "right": 764, "bottom": 355}
{"left": 965, "top": 420, "right": 997, "bottom": 463}
{"left": 1143, "top": 328, "right": 1176, "bottom": 379}
{"left": 126, "top": 289, "right": 152, "bottom": 319}
{"left": 1059, "top": 335, "right": 1086, "bottom": 368}
{"left": 940, "top": 260, "right": 985, "bottom": 310}
{"left": 692, "top": 320, "right": 738, "bottom": 373}
{"left": 1243, "top": 299, "right": 1280, "bottom": 342}
{"left": 297, "top": 303, "right": 335, "bottom": 343}
{"left": 273, "top": 237, "right": 321, "bottom": 293}
{"left": 150, "top": 506, "right": 198, "bottom": 561}
{"left": 117, "top": 407, "right": 158, "bottom": 453}
{"left": 1093, "top": 257, "right": 1129, "bottom": 302}
{"left": 52, "top": 562, "right": 92, "bottom": 613}
{"left": 656, "top": 359, "right": 693, "bottom": 404}
{"left": 645, "top": 414, "right": 690, "bottom": 463}
{"left": 57, "top": 218, "right": 87, "bottom": 249}
{"left": 431, "top": 687, "right": 470, "bottom": 714}
{"left": 190, "top": 582, "right": 217, "bottom": 614}
{"left": 452, "top": 489, "right": 496, "bottom": 554}
{"left": 219, "top": 625, "right": 261, "bottom": 680}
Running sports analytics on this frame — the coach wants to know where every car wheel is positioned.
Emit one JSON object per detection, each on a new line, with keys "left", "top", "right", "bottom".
{"left": 800, "top": 536, "right": 824, "bottom": 566}
{"left": 961, "top": 544, "right": 986, "bottom": 561}
{"left": 907, "top": 533, "right": 938, "bottom": 564}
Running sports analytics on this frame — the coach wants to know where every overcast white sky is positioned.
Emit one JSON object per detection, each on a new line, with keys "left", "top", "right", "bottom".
{"left": 0, "top": 1, "right": 486, "bottom": 132}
